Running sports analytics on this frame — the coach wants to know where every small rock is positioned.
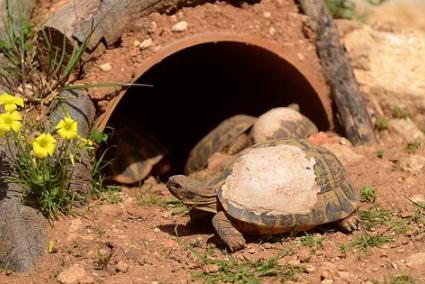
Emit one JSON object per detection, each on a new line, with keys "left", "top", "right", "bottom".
{"left": 248, "top": 248, "right": 256, "bottom": 254}
{"left": 116, "top": 260, "right": 129, "bottom": 273}
{"left": 263, "top": 11, "right": 271, "bottom": 18}
{"left": 264, "top": 242, "right": 273, "bottom": 249}
{"left": 410, "top": 194, "right": 425, "bottom": 204}
{"left": 133, "top": 40, "right": 141, "bottom": 47}
{"left": 172, "top": 21, "right": 188, "bottom": 32}
{"left": 305, "top": 264, "right": 316, "bottom": 273}
{"left": 297, "top": 248, "right": 311, "bottom": 263}
{"left": 321, "top": 280, "right": 334, "bottom": 284}
{"left": 100, "top": 63, "right": 112, "bottom": 72}
{"left": 139, "top": 39, "right": 153, "bottom": 50}
{"left": 57, "top": 265, "right": 94, "bottom": 284}
{"left": 389, "top": 118, "right": 425, "bottom": 143}
{"left": 321, "top": 143, "right": 364, "bottom": 165}
{"left": 405, "top": 252, "right": 425, "bottom": 268}
{"left": 268, "top": 26, "right": 276, "bottom": 36}
{"left": 337, "top": 271, "right": 356, "bottom": 282}
{"left": 287, "top": 258, "right": 301, "bottom": 266}
{"left": 153, "top": 227, "right": 160, "bottom": 233}
{"left": 151, "top": 21, "right": 158, "bottom": 32}
{"left": 399, "top": 155, "right": 425, "bottom": 173}
{"left": 204, "top": 264, "right": 219, "bottom": 273}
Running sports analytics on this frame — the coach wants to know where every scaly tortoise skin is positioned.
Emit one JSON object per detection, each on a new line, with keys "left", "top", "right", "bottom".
{"left": 107, "top": 124, "right": 168, "bottom": 184}
{"left": 167, "top": 138, "right": 359, "bottom": 251}
{"left": 185, "top": 115, "right": 256, "bottom": 175}
{"left": 251, "top": 107, "right": 318, "bottom": 143}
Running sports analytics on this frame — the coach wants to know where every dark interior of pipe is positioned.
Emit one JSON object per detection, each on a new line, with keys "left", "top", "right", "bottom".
{"left": 106, "top": 41, "right": 330, "bottom": 179}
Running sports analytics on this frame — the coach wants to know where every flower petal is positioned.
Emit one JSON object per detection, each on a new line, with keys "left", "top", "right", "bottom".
{"left": 4, "top": 103, "right": 17, "bottom": 112}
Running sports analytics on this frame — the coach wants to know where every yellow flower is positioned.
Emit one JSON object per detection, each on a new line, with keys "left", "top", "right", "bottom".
{"left": 0, "top": 92, "right": 24, "bottom": 112}
{"left": 0, "top": 111, "right": 22, "bottom": 133}
{"left": 32, "top": 133, "right": 56, "bottom": 159}
{"left": 56, "top": 115, "right": 78, "bottom": 140}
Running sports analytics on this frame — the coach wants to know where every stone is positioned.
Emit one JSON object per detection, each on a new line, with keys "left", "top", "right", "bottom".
{"left": 139, "top": 39, "right": 153, "bottom": 50}
{"left": 337, "top": 271, "right": 356, "bottom": 283}
{"left": 342, "top": 25, "right": 425, "bottom": 129}
{"left": 57, "top": 264, "right": 94, "bottom": 284}
{"left": 321, "top": 143, "right": 364, "bottom": 166}
{"left": 305, "top": 264, "right": 316, "bottom": 273}
{"left": 171, "top": 21, "right": 188, "bottom": 32}
{"left": 410, "top": 194, "right": 425, "bottom": 204}
{"left": 297, "top": 248, "right": 311, "bottom": 263}
{"left": 405, "top": 252, "right": 425, "bottom": 268}
{"left": 133, "top": 40, "right": 141, "bottom": 47}
{"left": 353, "top": 0, "right": 425, "bottom": 32}
{"left": 389, "top": 119, "right": 425, "bottom": 143}
{"left": 263, "top": 11, "right": 271, "bottom": 18}
{"left": 203, "top": 264, "right": 219, "bottom": 273}
{"left": 116, "top": 260, "right": 129, "bottom": 273}
{"left": 399, "top": 155, "right": 425, "bottom": 173}
{"left": 100, "top": 63, "right": 112, "bottom": 72}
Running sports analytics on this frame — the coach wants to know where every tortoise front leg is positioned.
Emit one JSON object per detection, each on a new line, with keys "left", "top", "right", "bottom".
{"left": 212, "top": 211, "right": 246, "bottom": 252}
{"left": 336, "top": 213, "right": 360, "bottom": 232}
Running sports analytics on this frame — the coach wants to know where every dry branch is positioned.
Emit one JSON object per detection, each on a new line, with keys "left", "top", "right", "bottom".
{"left": 296, "top": 0, "right": 377, "bottom": 145}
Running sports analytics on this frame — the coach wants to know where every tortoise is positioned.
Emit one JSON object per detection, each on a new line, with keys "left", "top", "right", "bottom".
{"left": 106, "top": 124, "right": 169, "bottom": 184}
{"left": 251, "top": 107, "right": 318, "bottom": 143}
{"left": 184, "top": 114, "right": 256, "bottom": 175}
{"left": 167, "top": 138, "right": 359, "bottom": 251}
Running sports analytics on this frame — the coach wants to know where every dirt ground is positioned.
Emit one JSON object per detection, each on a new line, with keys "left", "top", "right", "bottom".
{"left": 1, "top": 0, "right": 425, "bottom": 283}
{"left": 1, "top": 133, "right": 425, "bottom": 283}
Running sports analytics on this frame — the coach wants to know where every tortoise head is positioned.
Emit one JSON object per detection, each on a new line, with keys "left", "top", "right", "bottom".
{"left": 167, "top": 175, "right": 218, "bottom": 213}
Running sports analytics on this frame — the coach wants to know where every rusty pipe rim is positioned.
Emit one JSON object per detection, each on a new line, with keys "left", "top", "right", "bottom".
{"left": 96, "top": 32, "right": 331, "bottom": 131}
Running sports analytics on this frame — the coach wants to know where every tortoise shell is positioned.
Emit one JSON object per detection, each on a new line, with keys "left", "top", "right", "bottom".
{"left": 185, "top": 115, "right": 256, "bottom": 175}
{"left": 251, "top": 107, "right": 318, "bottom": 143}
{"left": 212, "top": 138, "right": 358, "bottom": 234}
{"left": 107, "top": 124, "right": 168, "bottom": 184}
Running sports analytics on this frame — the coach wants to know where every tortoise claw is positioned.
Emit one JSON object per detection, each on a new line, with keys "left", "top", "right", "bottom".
{"left": 338, "top": 214, "right": 360, "bottom": 233}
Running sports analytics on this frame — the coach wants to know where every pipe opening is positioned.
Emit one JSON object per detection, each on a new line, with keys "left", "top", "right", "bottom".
{"left": 106, "top": 40, "right": 330, "bottom": 179}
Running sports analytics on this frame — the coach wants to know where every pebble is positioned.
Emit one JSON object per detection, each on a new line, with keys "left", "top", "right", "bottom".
{"left": 57, "top": 265, "right": 94, "bottom": 284}
{"left": 100, "top": 63, "right": 112, "bottom": 72}
{"left": 139, "top": 39, "right": 153, "bottom": 50}
{"left": 305, "top": 264, "right": 316, "bottom": 273}
{"left": 172, "top": 21, "right": 188, "bottom": 32}
{"left": 133, "top": 40, "right": 141, "bottom": 47}
{"left": 153, "top": 228, "right": 161, "bottom": 233}
{"left": 410, "top": 194, "right": 425, "bottom": 204}
{"left": 263, "top": 11, "right": 271, "bottom": 18}
{"left": 116, "top": 260, "right": 129, "bottom": 273}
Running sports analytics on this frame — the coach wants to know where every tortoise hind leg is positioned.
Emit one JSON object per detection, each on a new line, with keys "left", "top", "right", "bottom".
{"left": 336, "top": 213, "right": 360, "bottom": 232}
{"left": 212, "top": 211, "right": 246, "bottom": 252}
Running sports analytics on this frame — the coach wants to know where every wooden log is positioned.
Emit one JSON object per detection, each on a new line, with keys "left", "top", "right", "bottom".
{"left": 295, "top": 0, "right": 377, "bottom": 145}
{"left": 44, "top": 0, "right": 205, "bottom": 50}
{"left": 0, "top": 0, "right": 48, "bottom": 273}
{"left": 0, "top": 154, "right": 48, "bottom": 272}
{"left": 0, "top": 0, "right": 36, "bottom": 40}
{"left": 50, "top": 89, "right": 96, "bottom": 195}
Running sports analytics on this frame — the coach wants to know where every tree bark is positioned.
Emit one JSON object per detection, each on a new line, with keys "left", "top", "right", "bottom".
{"left": 43, "top": 0, "right": 205, "bottom": 50}
{"left": 0, "top": 0, "right": 36, "bottom": 40}
{"left": 50, "top": 89, "right": 96, "bottom": 195}
{"left": 296, "top": 0, "right": 377, "bottom": 145}
{"left": 0, "top": 153, "right": 48, "bottom": 272}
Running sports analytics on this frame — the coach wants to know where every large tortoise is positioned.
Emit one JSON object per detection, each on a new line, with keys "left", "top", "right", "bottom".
{"left": 251, "top": 107, "right": 318, "bottom": 143}
{"left": 185, "top": 115, "right": 256, "bottom": 175}
{"left": 167, "top": 138, "right": 359, "bottom": 251}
